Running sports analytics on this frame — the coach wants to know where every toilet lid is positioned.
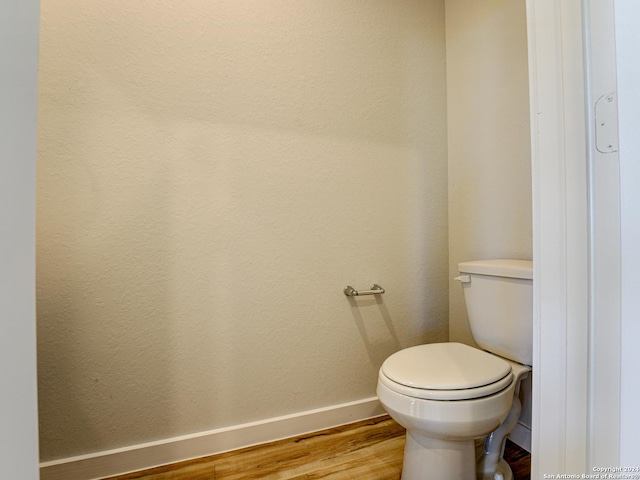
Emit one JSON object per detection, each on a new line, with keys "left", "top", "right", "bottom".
{"left": 380, "top": 343, "right": 513, "bottom": 400}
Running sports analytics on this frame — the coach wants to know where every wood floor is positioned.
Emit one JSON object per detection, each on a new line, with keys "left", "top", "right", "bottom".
{"left": 105, "top": 416, "right": 530, "bottom": 480}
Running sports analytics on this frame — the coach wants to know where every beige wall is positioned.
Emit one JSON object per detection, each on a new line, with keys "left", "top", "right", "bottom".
{"left": 36, "top": 0, "right": 449, "bottom": 460}
{"left": 446, "top": 0, "right": 532, "bottom": 346}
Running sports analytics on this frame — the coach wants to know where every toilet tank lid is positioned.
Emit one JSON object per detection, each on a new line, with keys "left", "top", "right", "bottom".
{"left": 458, "top": 259, "right": 533, "bottom": 279}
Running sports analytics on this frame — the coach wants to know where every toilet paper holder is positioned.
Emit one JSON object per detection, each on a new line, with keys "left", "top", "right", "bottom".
{"left": 343, "top": 284, "right": 385, "bottom": 297}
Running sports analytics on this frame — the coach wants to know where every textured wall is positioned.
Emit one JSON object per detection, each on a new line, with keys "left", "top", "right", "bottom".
{"left": 36, "top": 0, "right": 448, "bottom": 460}
{"left": 446, "top": 0, "right": 532, "bottom": 345}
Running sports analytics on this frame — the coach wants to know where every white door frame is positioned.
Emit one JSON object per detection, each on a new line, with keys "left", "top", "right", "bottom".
{"left": 0, "top": 0, "right": 41, "bottom": 478}
{"left": 527, "top": 0, "right": 590, "bottom": 474}
{"left": 614, "top": 0, "right": 640, "bottom": 466}
{"left": 527, "top": 0, "right": 628, "bottom": 474}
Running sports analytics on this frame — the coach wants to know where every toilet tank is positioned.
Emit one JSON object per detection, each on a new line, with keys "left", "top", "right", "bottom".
{"left": 457, "top": 259, "right": 533, "bottom": 366}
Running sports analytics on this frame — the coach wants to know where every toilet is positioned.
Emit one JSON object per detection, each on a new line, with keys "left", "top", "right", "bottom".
{"left": 377, "top": 259, "right": 533, "bottom": 480}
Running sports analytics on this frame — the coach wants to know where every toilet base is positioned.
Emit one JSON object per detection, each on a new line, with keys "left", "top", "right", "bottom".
{"left": 399, "top": 432, "right": 515, "bottom": 480}
{"left": 492, "top": 458, "right": 514, "bottom": 480}
{"left": 400, "top": 431, "right": 476, "bottom": 480}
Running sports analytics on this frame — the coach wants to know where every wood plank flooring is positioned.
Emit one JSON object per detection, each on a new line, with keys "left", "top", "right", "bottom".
{"left": 105, "top": 416, "right": 530, "bottom": 480}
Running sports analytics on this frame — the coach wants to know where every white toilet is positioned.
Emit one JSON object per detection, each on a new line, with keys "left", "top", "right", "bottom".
{"left": 377, "top": 259, "right": 533, "bottom": 480}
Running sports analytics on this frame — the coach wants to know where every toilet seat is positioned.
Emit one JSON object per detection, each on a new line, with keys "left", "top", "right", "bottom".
{"left": 380, "top": 342, "right": 514, "bottom": 401}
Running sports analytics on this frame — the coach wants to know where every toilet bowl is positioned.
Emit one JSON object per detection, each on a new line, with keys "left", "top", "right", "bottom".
{"left": 377, "top": 259, "right": 533, "bottom": 480}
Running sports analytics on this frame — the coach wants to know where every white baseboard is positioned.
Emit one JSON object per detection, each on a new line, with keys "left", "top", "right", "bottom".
{"left": 508, "top": 421, "right": 531, "bottom": 453}
{"left": 39, "top": 397, "right": 385, "bottom": 480}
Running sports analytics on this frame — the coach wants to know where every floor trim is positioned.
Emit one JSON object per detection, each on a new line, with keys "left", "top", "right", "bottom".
{"left": 509, "top": 421, "right": 532, "bottom": 453}
{"left": 39, "top": 397, "right": 385, "bottom": 480}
